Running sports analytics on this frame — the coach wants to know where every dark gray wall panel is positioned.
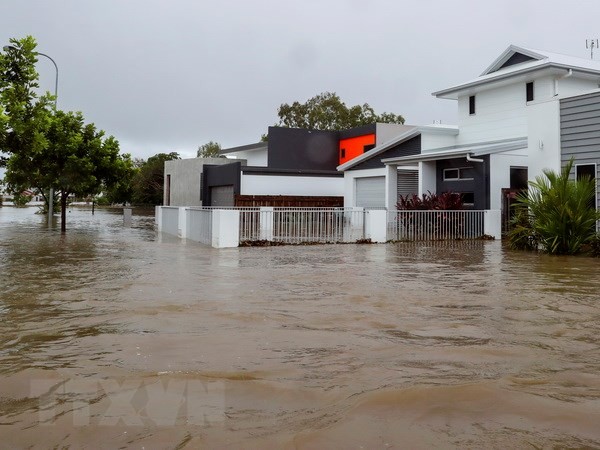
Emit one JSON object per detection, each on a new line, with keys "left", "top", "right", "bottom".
{"left": 203, "top": 163, "right": 242, "bottom": 205}
{"left": 348, "top": 135, "right": 421, "bottom": 171}
{"left": 338, "top": 124, "right": 376, "bottom": 140}
{"left": 436, "top": 156, "right": 490, "bottom": 209}
{"left": 267, "top": 126, "right": 339, "bottom": 171}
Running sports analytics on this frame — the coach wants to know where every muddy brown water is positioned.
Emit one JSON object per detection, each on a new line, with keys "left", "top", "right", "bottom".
{"left": 1, "top": 206, "right": 599, "bottom": 449}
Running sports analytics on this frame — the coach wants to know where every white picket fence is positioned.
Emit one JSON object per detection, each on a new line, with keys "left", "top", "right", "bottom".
{"left": 156, "top": 207, "right": 501, "bottom": 248}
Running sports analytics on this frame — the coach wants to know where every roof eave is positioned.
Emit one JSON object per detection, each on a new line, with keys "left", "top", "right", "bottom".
{"left": 382, "top": 138, "right": 528, "bottom": 165}
{"left": 432, "top": 62, "right": 571, "bottom": 99}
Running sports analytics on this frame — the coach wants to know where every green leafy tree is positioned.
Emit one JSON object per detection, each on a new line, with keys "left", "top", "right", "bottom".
{"left": 197, "top": 141, "right": 223, "bottom": 158}
{"left": 0, "top": 35, "right": 54, "bottom": 202}
{"left": 274, "top": 91, "right": 405, "bottom": 132}
{"left": 4, "top": 109, "right": 129, "bottom": 232}
{"left": 1, "top": 36, "right": 131, "bottom": 232}
{"left": 11, "top": 191, "right": 31, "bottom": 207}
{"left": 103, "top": 154, "right": 136, "bottom": 204}
{"left": 508, "top": 159, "right": 600, "bottom": 255}
{"left": 132, "top": 152, "right": 179, "bottom": 205}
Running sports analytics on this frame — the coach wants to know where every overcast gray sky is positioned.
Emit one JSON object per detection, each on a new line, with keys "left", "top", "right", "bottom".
{"left": 1, "top": 0, "right": 599, "bottom": 160}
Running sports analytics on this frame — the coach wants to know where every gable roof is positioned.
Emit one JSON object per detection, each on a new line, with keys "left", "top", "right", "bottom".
{"left": 481, "top": 45, "right": 547, "bottom": 75}
{"left": 433, "top": 44, "right": 600, "bottom": 99}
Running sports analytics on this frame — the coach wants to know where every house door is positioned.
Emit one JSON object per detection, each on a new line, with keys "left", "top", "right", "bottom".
{"left": 502, "top": 167, "right": 529, "bottom": 234}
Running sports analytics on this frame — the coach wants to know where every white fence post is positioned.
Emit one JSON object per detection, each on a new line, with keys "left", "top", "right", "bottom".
{"left": 211, "top": 209, "right": 240, "bottom": 248}
{"left": 155, "top": 206, "right": 163, "bottom": 231}
{"left": 365, "top": 209, "right": 387, "bottom": 243}
{"left": 178, "top": 207, "right": 188, "bottom": 238}
{"left": 259, "top": 207, "right": 274, "bottom": 241}
{"left": 484, "top": 209, "right": 502, "bottom": 240}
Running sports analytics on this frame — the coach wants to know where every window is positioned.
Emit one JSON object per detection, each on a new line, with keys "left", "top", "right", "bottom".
{"left": 576, "top": 164, "right": 597, "bottom": 210}
{"left": 199, "top": 173, "right": 203, "bottom": 201}
{"left": 510, "top": 167, "right": 528, "bottom": 190}
{"left": 444, "top": 168, "right": 460, "bottom": 180}
{"left": 526, "top": 82, "right": 534, "bottom": 102}
{"left": 340, "top": 148, "right": 346, "bottom": 159}
{"left": 165, "top": 174, "right": 171, "bottom": 206}
{"left": 461, "top": 192, "right": 475, "bottom": 205}
{"left": 363, "top": 144, "right": 375, "bottom": 153}
{"left": 576, "top": 164, "right": 595, "bottom": 181}
{"left": 443, "top": 167, "right": 475, "bottom": 181}
{"left": 469, "top": 95, "right": 476, "bottom": 115}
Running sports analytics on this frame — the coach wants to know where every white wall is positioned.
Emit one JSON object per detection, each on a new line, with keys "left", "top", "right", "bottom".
{"left": 559, "top": 77, "right": 600, "bottom": 97}
{"left": 375, "top": 124, "right": 415, "bottom": 145}
{"left": 456, "top": 83, "right": 529, "bottom": 145}
{"left": 489, "top": 149, "right": 528, "bottom": 210}
{"left": 420, "top": 129, "right": 458, "bottom": 151}
{"left": 227, "top": 149, "right": 268, "bottom": 166}
{"left": 241, "top": 174, "right": 344, "bottom": 196}
{"left": 419, "top": 161, "right": 436, "bottom": 196}
{"left": 455, "top": 74, "right": 599, "bottom": 147}
{"left": 343, "top": 168, "right": 386, "bottom": 207}
{"left": 526, "top": 99, "right": 562, "bottom": 182}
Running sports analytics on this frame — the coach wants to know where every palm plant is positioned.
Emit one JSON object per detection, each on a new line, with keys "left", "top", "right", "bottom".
{"left": 509, "top": 159, "right": 600, "bottom": 255}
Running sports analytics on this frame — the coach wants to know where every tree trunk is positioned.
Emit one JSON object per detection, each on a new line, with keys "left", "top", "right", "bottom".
{"left": 61, "top": 192, "right": 68, "bottom": 234}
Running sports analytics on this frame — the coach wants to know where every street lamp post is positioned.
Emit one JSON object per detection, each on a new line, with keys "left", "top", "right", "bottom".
{"left": 3, "top": 46, "right": 59, "bottom": 226}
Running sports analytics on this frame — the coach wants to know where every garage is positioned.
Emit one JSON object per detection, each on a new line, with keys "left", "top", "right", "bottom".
{"left": 210, "top": 185, "right": 234, "bottom": 206}
{"left": 355, "top": 176, "right": 385, "bottom": 208}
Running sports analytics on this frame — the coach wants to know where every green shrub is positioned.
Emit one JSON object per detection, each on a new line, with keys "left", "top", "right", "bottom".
{"left": 507, "top": 206, "right": 538, "bottom": 251}
{"left": 509, "top": 159, "right": 600, "bottom": 255}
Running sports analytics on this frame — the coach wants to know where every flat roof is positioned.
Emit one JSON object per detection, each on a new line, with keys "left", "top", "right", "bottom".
{"left": 220, "top": 142, "right": 267, "bottom": 154}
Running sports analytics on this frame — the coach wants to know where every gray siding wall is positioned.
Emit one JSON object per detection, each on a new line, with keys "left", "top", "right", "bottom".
{"left": 560, "top": 91, "right": 600, "bottom": 208}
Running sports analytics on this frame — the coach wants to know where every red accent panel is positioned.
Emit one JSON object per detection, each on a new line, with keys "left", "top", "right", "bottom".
{"left": 339, "top": 134, "right": 376, "bottom": 165}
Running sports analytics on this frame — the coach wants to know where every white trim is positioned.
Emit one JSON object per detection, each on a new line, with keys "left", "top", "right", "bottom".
{"left": 382, "top": 137, "right": 528, "bottom": 166}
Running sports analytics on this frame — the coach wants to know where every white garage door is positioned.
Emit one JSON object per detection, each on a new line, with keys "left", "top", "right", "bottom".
{"left": 355, "top": 176, "right": 385, "bottom": 208}
{"left": 211, "top": 185, "right": 234, "bottom": 206}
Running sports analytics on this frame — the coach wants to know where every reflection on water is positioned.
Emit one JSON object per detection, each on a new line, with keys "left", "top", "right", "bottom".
{"left": 1, "top": 206, "right": 599, "bottom": 448}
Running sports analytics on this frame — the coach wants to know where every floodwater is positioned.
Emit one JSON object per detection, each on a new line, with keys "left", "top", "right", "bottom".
{"left": 1, "top": 207, "right": 599, "bottom": 449}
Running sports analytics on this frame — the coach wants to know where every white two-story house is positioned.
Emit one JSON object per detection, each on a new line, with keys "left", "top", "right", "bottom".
{"left": 340, "top": 45, "right": 600, "bottom": 217}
